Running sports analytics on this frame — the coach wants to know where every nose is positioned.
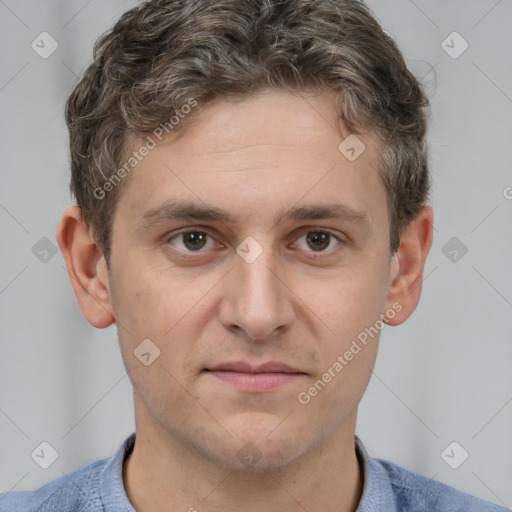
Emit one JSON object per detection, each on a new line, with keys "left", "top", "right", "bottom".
{"left": 218, "top": 239, "right": 296, "bottom": 341}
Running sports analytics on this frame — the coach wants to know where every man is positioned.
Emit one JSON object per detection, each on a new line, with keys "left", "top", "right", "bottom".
{"left": 0, "top": 0, "right": 507, "bottom": 510}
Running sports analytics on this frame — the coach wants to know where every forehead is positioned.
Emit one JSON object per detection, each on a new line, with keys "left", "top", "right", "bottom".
{"left": 114, "top": 90, "right": 387, "bottom": 232}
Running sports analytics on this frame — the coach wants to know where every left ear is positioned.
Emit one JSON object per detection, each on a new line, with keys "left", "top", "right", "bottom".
{"left": 384, "top": 205, "right": 434, "bottom": 325}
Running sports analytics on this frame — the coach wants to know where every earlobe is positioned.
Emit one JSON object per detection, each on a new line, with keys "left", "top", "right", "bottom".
{"left": 384, "top": 205, "right": 434, "bottom": 326}
{"left": 56, "top": 206, "right": 115, "bottom": 329}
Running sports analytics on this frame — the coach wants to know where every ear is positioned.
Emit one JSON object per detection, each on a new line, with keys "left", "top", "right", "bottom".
{"left": 56, "top": 205, "right": 114, "bottom": 328}
{"left": 383, "top": 205, "right": 434, "bottom": 325}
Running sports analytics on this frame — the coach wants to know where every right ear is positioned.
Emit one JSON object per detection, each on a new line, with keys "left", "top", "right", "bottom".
{"left": 56, "top": 205, "right": 114, "bottom": 328}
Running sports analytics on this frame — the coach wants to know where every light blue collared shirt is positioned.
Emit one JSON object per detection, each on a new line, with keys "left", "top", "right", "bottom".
{"left": 0, "top": 433, "right": 508, "bottom": 511}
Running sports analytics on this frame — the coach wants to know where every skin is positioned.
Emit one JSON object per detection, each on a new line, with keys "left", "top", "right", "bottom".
{"left": 57, "top": 90, "right": 433, "bottom": 512}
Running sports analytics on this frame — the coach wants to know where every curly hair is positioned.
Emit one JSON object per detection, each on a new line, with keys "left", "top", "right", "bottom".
{"left": 65, "top": 0, "right": 431, "bottom": 266}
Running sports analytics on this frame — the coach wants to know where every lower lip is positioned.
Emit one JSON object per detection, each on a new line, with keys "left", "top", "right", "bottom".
{"left": 207, "top": 371, "right": 305, "bottom": 392}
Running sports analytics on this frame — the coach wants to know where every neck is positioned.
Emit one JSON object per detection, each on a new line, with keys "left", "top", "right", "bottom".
{"left": 123, "top": 413, "right": 364, "bottom": 512}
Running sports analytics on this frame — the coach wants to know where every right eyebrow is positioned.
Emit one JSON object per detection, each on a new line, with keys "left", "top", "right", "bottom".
{"left": 136, "top": 201, "right": 240, "bottom": 231}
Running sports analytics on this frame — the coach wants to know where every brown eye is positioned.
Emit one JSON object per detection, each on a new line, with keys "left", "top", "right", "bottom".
{"left": 168, "top": 231, "right": 213, "bottom": 252}
{"left": 306, "top": 232, "right": 331, "bottom": 251}
{"left": 294, "top": 230, "right": 342, "bottom": 253}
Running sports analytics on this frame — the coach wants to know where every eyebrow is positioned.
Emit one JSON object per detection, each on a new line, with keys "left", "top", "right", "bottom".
{"left": 136, "top": 200, "right": 369, "bottom": 230}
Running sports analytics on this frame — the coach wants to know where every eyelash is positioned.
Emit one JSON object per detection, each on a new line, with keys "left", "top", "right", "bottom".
{"left": 165, "top": 228, "right": 345, "bottom": 256}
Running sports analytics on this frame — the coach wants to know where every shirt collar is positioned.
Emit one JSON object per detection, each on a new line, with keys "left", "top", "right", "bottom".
{"left": 99, "top": 432, "right": 396, "bottom": 511}
{"left": 355, "top": 434, "right": 398, "bottom": 511}
{"left": 99, "top": 432, "right": 136, "bottom": 511}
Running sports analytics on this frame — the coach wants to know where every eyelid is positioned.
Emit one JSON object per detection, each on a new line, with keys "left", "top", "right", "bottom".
{"left": 292, "top": 226, "right": 344, "bottom": 240}
{"left": 166, "top": 226, "right": 214, "bottom": 241}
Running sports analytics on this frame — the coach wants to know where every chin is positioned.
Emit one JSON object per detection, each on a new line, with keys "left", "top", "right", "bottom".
{"left": 198, "top": 426, "right": 313, "bottom": 473}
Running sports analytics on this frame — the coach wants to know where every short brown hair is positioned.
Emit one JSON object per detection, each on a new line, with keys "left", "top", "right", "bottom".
{"left": 65, "top": 0, "right": 431, "bottom": 266}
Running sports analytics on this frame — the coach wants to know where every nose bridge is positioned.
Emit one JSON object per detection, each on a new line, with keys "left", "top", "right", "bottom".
{"left": 220, "top": 236, "right": 294, "bottom": 340}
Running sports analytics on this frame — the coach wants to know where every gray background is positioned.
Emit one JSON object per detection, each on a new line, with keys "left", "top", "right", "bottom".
{"left": 0, "top": 0, "right": 511, "bottom": 508}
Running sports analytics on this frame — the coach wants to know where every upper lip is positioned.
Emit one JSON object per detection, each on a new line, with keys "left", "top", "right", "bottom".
{"left": 207, "top": 361, "right": 305, "bottom": 374}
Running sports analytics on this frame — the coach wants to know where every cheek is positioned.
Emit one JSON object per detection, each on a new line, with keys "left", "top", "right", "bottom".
{"left": 296, "top": 263, "right": 388, "bottom": 400}
{"left": 297, "top": 277, "right": 384, "bottom": 417}
{"left": 303, "top": 263, "right": 388, "bottom": 341}
{"left": 129, "top": 358, "right": 203, "bottom": 436}
{"left": 110, "top": 252, "right": 192, "bottom": 335}
{"left": 110, "top": 258, "right": 219, "bottom": 377}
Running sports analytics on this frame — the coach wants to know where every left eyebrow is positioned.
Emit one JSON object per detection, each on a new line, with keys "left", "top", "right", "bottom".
{"left": 279, "top": 204, "right": 369, "bottom": 224}
{"left": 136, "top": 200, "right": 369, "bottom": 231}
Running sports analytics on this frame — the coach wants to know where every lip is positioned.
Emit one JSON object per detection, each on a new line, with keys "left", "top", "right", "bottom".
{"left": 204, "top": 361, "right": 306, "bottom": 392}
{"left": 207, "top": 361, "right": 304, "bottom": 373}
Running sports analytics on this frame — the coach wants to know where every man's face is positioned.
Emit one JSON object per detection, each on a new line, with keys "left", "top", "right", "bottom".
{"left": 107, "top": 90, "right": 395, "bottom": 471}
